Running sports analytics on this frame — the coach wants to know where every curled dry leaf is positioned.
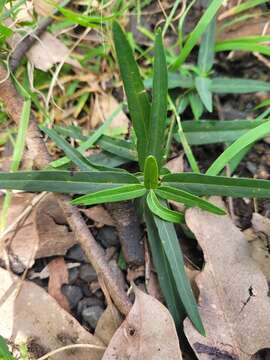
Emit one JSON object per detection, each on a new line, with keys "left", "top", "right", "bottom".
{"left": 3, "top": 193, "right": 76, "bottom": 270}
{"left": 48, "top": 257, "right": 70, "bottom": 312}
{"left": 102, "top": 286, "right": 182, "bottom": 360}
{"left": 184, "top": 197, "right": 270, "bottom": 360}
{"left": 95, "top": 302, "right": 122, "bottom": 346}
{"left": 81, "top": 205, "right": 115, "bottom": 227}
{"left": 0, "top": 268, "right": 105, "bottom": 360}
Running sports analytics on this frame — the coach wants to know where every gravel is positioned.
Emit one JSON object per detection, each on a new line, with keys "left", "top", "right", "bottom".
{"left": 62, "top": 285, "right": 83, "bottom": 309}
{"left": 79, "top": 264, "right": 97, "bottom": 283}
{"left": 96, "top": 225, "right": 119, "bottom": 248}
{"left": 66, "top": 245, "right": 87, "bottom": 262}
{"left": 77, "top": 297, "right": 104, "bottom": 315}
{"left": 82, "top": 305, "right": 104, "bottom": 329}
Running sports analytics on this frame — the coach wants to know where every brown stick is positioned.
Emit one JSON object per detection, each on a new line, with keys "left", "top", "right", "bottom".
{"left": 0, "top": 65, "right": 132, "bottom": 315}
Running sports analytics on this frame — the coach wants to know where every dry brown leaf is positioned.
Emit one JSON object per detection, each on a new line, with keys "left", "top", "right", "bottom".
{"left": 0, "top": 268, "right": 105, "bottom": 360}
{"left": 3, "top": 193, "right": 76, "bottom": 270}
{"left": 102, "top": 286, "right": 182, "bottom": 359}
{"left": 95, "top": 302, "right": 122, "bottom": 346}
{"left": 184, "top": 197, "right": 270, "bottom": 360}
{"left": 34, "top": 193, "right": 76, "bottom": 258}
{"left": 91, "top": 94, "right": 129, "bottom": 134}
{"left": 48, "top": 257, "right": 70, "bottom": 312}
{"left": 245, "top": 213, "right": 270, "bottom": 282}
{"left": 81, "top": 205, "right": 115, "bottom": 227}
{"left": 33, "top": 0, "right": 60, "bottom": 16}
{"left": 165, "top": 153, "right": 184, "bottom": 173}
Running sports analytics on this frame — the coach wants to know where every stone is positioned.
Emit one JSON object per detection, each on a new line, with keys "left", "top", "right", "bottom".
{"left": 61, "top": 285, "right": 83, "bottom": 309}
{"left": 82, "top": 306, "right": 104, "bottom": 330}
{"left": 68, "top": 267, "right": 79, "bottom": 284}
{"left": 66, "top": 245, "right": 87, "bottom": 262}
{"left": 77, "top": 297, "right": 104, "bottom": 315}
{"left": 96, "top": 226, "right": 119, "bottom": 248}
{"left": 79, "top": 264, "right": 97, "bottom": 283}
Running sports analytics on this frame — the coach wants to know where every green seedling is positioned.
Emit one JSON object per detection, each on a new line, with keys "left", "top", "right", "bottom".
{"left": 2, "top": 22, "right": 270, "bottom": 335}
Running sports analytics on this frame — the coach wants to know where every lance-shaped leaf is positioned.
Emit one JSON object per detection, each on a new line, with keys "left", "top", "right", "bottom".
{"left": 147, "top": 29, "right": 168, "bottom": 168}
{"left": 71, "top": 184, "right": 146, "bottom": 206}
{"left": 0, "top": 336, "right": 13, "bottom": 360}
{"left": 0, "top": 171, "right": 140, "bottom": 194}
{"left": 198, "top": 14, "right": 216, "bottom": 74}
{"left": 156, "top": 185, "right": 226, "bottom": 215}
{"left": 144, "top": 155, "right": 159, "bottom": 189}
{"left": 42, "top": 126, "right": 123, "bottom": 172}
{"left": 144, "top": 205, "right": 184, "bottom": 327}
{"left": 147, "top": 190, "right": 184, "bottom": 223}
{"left": 195, "top": 77, "right": 212, "bottom": 112}
{"left": 207, "top": 119, "right": 270, "bottom": 176}
{"left": 153, "top": 213, "right": 205, "bottom": 335}
{"left": 97, "top": 135, "right": 137, "bottom": 161}
{"left": 162, "top": 173, "right": 270, "bottom": 198}
{"left": 113, "top": 21, "right": 150, "bottom": 170}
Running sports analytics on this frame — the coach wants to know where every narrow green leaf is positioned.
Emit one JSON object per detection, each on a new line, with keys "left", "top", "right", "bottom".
{"left": 113, "top": 21, "right": 151, "bottom": 170}
{"left": 163, "top": 172, "right": 270, "bottom": 198}
{"left": 97, "top": 135, "right": 137, "bottom": 161}
{"left": 211, "top": 77, "right": 270, "bottom": 93}
{"left": 171, "top": 0, "right": 223, "bottom": 69}
{"left": 71, "top": 184, "right": 146, "bottom": 206}
{"left": 50, "top": 105, "right": 122, "bottom": 168}
{"left": 156, "top": 185, "right": 226, "bottom": 215}
{"left": 144, "top": 155, "right": 159, "bottom": 189}
{"left": 144, "top": 204, "right": 184, "bottom": 327}
{"left": 178, "top": 118, "right": 268, "bottom": 145}
{"left": 223, "top": 0, "right": 268, "bottom": 16}
{"left": 188, "top": 92, "right": 204, "bottom": 120}
{"left": 198, "top": 15, "right": 216, "bottom": 73}
{"left": 147, "top": 190, "right": 184, "bottom": 223}
{"left": 153, "top": 214, "right": 205, "bottom": 335}
{"left": 195, "top": 77, "right": 213, "bottom": 112}
{"left": 0, "top": 336, "right": 14, "bottom": 360}
{"left": 41, "top": 127, "right": 97, "bottom": 171}
{"left": 215, "top": 41, "right": 270, "bottom": 57}
{"left": 0, "top": 171, "right": 140, "bottom": 194}
{"left": 207, "top": 120, "right": 270, "bottom": 176}
{"left": 147, "top": 29, "right": 168, "bottom": 168}
{"left": 144, "top": 73, "right": 194, "bottom": 90}
{"left": 0, "top": 24, "right": 12, "bottom": 42}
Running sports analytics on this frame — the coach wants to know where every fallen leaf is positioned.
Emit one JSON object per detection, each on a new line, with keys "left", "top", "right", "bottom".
{"left": 81, "top": 205, "right": 115, "bottom": 227}
{"left": 48, "top": 257, "right": 70, "bottom": 312}
{"left": 184, "top": 197, "right": 270, "bottom": 360}
{"left": 0, "top": 268, "right": 105, "bottom": 360}
{"left": 91, "top": 94, "right": 129, "bottom": 135}
{"left": 165, "top": 153, "right": 184, "bottom": 173}
{"left": 244, "top": 213, "right": 270, "bottom": 282}
{"left": 33, "top": 0, "right": 60, "bottom": 16}
{"left": 95, "top": 302, "right": 122, "bottom": 346}
{"left": 2, "top": 193, "right": 76, "bottom": 270}
{"left": 34, "top": 193, "right": 76, "bottom": 258}
{"left": 102, "top": 286, "right": 182, "bottom": 359}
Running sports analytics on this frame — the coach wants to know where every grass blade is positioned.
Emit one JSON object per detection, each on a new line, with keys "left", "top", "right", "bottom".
{"left": 207, "top": 120, "right": 270, "bottom": 175}
{"left": 195, "top": 77, "right": 213, "bottom": 112}
{"left": 97, "top": 135, "right": 137, "bottom": 161}
{"left": 211, "top": 78, "right": 270, "bottom": 93}
{"left": 113, "top": 21, "right": 151, "bottom": 169}
{"left": 178, "top": 118, "right": 268, "bottom": 145}
{"left": 171, "top": 0, "right": 223, "bottom": 69}
{"left": 147, "top": 29, "right": 168, "bottom": 168}
{"left": 215, "top": 41, "right": 270, "bottom": 57}
{"left": 42, "top": 127, "right": 97, "bottom": 171}
{"left": 50, "top": 105, "right": 122, "bottom": 168}
{"left": 198, "top": 14, "right": 216, "bottom": 74}
{"left": 0, "top": 171, "right": 140, "bottom": 194}
{"left": 153, "top": 213, "right": 205, "bottom": 334}
{"left": 71, "top": 184, "right": 146, "bottom": 206}
{"left": 0, "top": 99, "right": 31, "bottom": 230}
{"left": 163, "top": 172, "right": 270, "bottom": 198}
{"left": 147, "top": 190, "right": 184, "bottom": 223}
{"left": 156, "top": 185, "right": 226, "bottom": 215}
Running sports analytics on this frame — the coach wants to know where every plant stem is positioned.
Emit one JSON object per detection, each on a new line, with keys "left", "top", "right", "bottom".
{"left": 168, "top": 96, "right": 200, "bottom": 173}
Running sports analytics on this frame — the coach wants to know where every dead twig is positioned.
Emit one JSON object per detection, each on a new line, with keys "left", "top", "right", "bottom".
{"left": 0, "top": 64, "right": 132, "bottom": 315}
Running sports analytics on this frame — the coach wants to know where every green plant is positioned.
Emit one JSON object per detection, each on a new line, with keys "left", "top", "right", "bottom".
{"left": 0, "top": 336, "right": 14, "bottom": 360}
{"left": 2, "top": 21, "right": 270, "bottom": 334}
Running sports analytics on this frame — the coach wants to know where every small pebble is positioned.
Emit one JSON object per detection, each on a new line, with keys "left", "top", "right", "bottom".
{"left": 97, "top": 226, "right": 119, "bottom": 248}
{"left": 82, "top": 283, "right": 92, "bottom": 297}
{"left": 68, "top": 267, "right": 79, "bottom": 284}
{"left": 66, "top": 245, "right": 87, "bottom": 262}
{"left": 79, "top": 264, "right": 97, "bottom": 283}
{"left": 62, "top": 285, "right": 83, "bottom": 309}
{"left": 82, "top": 305, "right": 104, "bottom": 329}
{"left": 77, "top": 297, "right": 104, "bottom": 315}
